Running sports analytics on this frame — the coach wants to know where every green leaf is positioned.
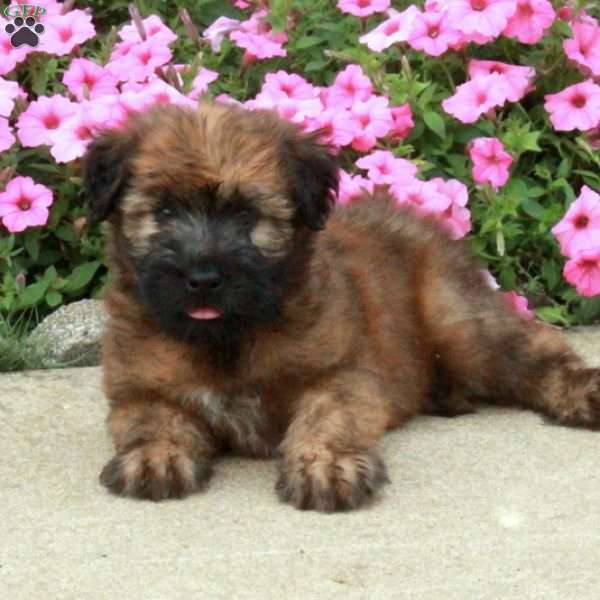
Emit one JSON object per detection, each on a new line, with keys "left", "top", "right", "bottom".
{"left": 62, "top": 261, "right": 101, "bottom": 294}
{"left": 294, "top": 36, "right": 323, "bottom": 49}
{"left": 423, "top": 111, "right": 445, "bottom": 139}
{"left": 521, "top": 198, "right": 544, "bottom": 220}
{"left": 541, "top": 260, "right": 560, "bottom": 291}
{"left": 45, "top": 291, "right": 63, "bottom": 308}
{"left": 17, "top": 280, "right": 49, "bottom": 309}
{"left": 535, "top": 306, "right": 570, "bottom": 326}
{"left": 24, "top": 230, "right": 40, "bottom": 261}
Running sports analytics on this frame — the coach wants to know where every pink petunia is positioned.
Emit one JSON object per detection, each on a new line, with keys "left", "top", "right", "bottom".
{"left": 0, "top": 117, "right": 15, "bottom": 152}
{"left": 551, "top": 186, "right": 600, "bottom": 258}
{"left": 355, "top": 150, "right": 417, "bottom": 186}
{"left": 390, "top": 179, "right": 452, "bottom": 217}
{"left": 188, "top": 67, "right": 219, "bottom": 100}
{"left": 359, "top": 6, "right": 420, "bottom": 52}
{"left": 106, "top": 38, "right": 173, "bottom": 82}
{"left": 469, "top": 137, "right": 513, "bottom": 188}
{"left": 502, "top": 0, "right": 555, "bottom": 44}
{"left": 442, "top": 73, "right": 509, "bottom": 124}
{"left": 262, "top": 71, "right": 319, "bottom": 101}
{"left": 0, "top": 176, "right": 53, "bottom": 233}
{"left": 467, "top": 60, "right": 534, "bottom": 103}
{"left": 350, "top": 96, "right": 393, "bottom": 152}
{"left": 504, "top": 291, "right": 535, "bottom": 319}
{"left": 121, "top": 79, "right": 196, "bottom": 110}
{"left": 446, "top": 0, "right": 517, "bottom": 39}
{"left": 337, "top": 170, "right": 375, "bottom": 205}
{"left": 408, "top": 10, "right": 463, "bottom": 56}
{"left": 202, "top": 16, "right": 241, "bottom": 52}
{"left": 0, "top": 30, "right": 30, "bottom": 75}
{"left": 16, "top": 94, "right": 78, "bottom": 147}
{"left": 230, "top": 30, "right": 287, "bottom": 61}
{"left": 0, "top": 78, "right": 20, "bottom": 117}
{"left": 43, "top": 9, "right": 96, "bottom": 56}
{"left": 563, "top": 20, "right": 600, "bottom": 78}
{"left": 49, "top": 100, "right": 119, "bottom": 162}
{"left": 430, "top": 177, "right": 472, "bottom": 239}
{"left": 62, "top": 58, "right": 118, "bottom": 101}
{"left": 305, "top": 108, "right": 357, "bottom": 149}
{"left": 326, "top": 65, "right": 373, "bottom": 109}
{"left": 563, "top": 247, "right": 600, "bottom": 297}
{"left": 337, "top": 0, "right": 391, "bottom": 18}
{"left": 544, "top": 79, "right": 600, "bottom": 132}
{"left": 389, "top": 103, "right": 414, "bottom": 140}
{"left": 118, "top": 14, "right": 177, "bottom": 46}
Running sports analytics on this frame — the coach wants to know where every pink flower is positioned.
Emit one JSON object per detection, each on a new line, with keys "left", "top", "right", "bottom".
{"left": 469, "top": 137, "right": 513, "bottom": 188}
{"left": 502, "top": 0, "right": 555, "bottom": 44}
{"left": 481, "top": 269, "right": 501, "bottom": 289}
{"left": 355, "top": 150, "right": 417, "bottom": 185}
{"left": 62, "top": 58, "right": 118, "bottom": 101}
{"left": 447, "top": 0, "right": 517, "bottom": 39}
{"left": 337, "top": 0, "right": 391, "bottom": 18}
{"left": 408, "top": 10, "right": 463, "bottom": 56}
{"left": 326, "top": 65, "right": 373, "bottom": 109}
{"left": 551, "top": 186, "right": 600, "bottom": 258}
{"left": 230, "top": 30, "right": 287, "bottom": 60}
{"left": 118, "top": 14, "right": 177, "bottom": 46}
{"left": 350, "top": 96, "right": 393, "bottom": 152}
{"left": 16, "top": 94, "right": 78, "bottom": 147}
{"left": 563, "top": 20, "right": 600, "bottom": 78}
{"left": 188, "top": 68, "right": 219, "bottom": 100}
{"left": 0, "top": 176, "right": 53, "bottom": 233}
{"left": 389, "top": 103, "right": 414, "bottom": 140}
{"left": 337, "top": 170, "right": 375, "bottom": 205}
{"left": 107, "top": 38, "right": 173, "bottom": 82}
{"left": 442, "top": 73, "right": 509, "bottom": 123}
{"left": 0, "top": 30, "right": 30, "bottom": 75}
{"left": 305, "top": 108, "right": 357, "bottom": 148}
{"left": 544, "top": 79, "right": 600, "bottom": 132}
{"left": 122, "top": 79, "right": 196, "bottom": 110}
{"left": 203, "top": 16, "right": 241, "bottom": 52}
{"left": 504, "top": 291, "right": 535, "bottom": 319}
{"left": 390, "top": 179, "right": 451, "bottom": 217}
{"left": 0, "top": 78, "right": 19, "bottom": 117}
{"left": 43, "top": 9, "right": 96, "bottom": 56}
{"left": 564, "top": 248, "right": 600, "bottom": 297}
{"left": 467, "top": 60, "right": 534, "bottom": 102}
{"left": 360, "top": 6, "right": 420, "bottom": 52}
{"left": 49, "top": 100, "right": 119, "bottom": 162}
{"left": 430, "top": 177, "right": 472, "bottom": 239}
{"left": 0, "top": 117, "right": 15, "bottom": 152}
{"left": 262, "top": 71, "right": 319, "bottom": 101}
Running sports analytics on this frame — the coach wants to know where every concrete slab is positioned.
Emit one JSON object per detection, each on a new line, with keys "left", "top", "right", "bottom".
{"left": 2, "top": 330, "right": 600, "bottom": 599}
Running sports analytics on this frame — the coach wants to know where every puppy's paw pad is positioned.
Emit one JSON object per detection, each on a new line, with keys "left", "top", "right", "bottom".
{"left": 100, "top": 441, "right": 211, "bottom": 501}
{"left": 276, "top": 448, "right": 389, "bottom": 512}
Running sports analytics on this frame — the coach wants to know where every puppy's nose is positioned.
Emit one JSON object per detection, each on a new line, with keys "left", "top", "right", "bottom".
{"left": 185, "top": 265, "right": 222, "bottom": 291}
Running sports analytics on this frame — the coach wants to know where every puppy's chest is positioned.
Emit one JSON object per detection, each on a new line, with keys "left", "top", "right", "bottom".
{"left": 181, "top": 387, "right": 273, "bottom": 455}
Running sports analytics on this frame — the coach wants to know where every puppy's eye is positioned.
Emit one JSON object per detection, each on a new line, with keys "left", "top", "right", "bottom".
{"left": 159, "top": 207, "right": 174, "bottom": 218}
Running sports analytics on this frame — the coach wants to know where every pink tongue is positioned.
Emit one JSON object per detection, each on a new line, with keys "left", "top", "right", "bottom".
{"left": 188, "top": 307, "right": 223, "bottom": 320}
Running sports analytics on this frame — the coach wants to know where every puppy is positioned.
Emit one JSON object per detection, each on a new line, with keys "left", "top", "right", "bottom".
{"left": 84, "top": 102, "right": 600, "bottom": 511}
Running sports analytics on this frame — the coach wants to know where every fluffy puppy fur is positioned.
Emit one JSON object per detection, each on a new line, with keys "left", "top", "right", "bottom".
{"left": 84, "top": 102, "right": 600, "bottom": 512}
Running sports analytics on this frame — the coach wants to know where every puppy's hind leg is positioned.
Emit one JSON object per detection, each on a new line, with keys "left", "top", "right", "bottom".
{"left": 420, "top": 243, "right": 600, "bottom": 429}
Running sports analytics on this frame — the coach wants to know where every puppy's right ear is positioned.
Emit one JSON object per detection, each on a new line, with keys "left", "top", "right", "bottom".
{"left": 82, "top": 130, "right": 136, "bottom": 225}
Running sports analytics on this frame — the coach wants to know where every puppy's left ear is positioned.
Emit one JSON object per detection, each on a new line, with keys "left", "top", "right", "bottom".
{"left": 286, "top": 133, "right": 339, "bottom": 231}
{"left": 82, "top": 130, "right": 137, "bottom": 225}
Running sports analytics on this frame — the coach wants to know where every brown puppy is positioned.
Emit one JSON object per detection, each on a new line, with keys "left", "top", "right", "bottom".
{"left": 84, "top": 102, "right": 600, "bottom": 512}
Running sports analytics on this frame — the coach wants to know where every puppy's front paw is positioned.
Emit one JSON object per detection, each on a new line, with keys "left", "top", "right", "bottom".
{"left": 100, "top": 441, "right": 211, "bottom": 501}
{"left": 276, "top": 447, "right": 389, "bottom": 512}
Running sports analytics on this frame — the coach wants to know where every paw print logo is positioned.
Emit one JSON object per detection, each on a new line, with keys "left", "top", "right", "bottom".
{"left": 5, "top": 16, "right": 45, "bottom": 48}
